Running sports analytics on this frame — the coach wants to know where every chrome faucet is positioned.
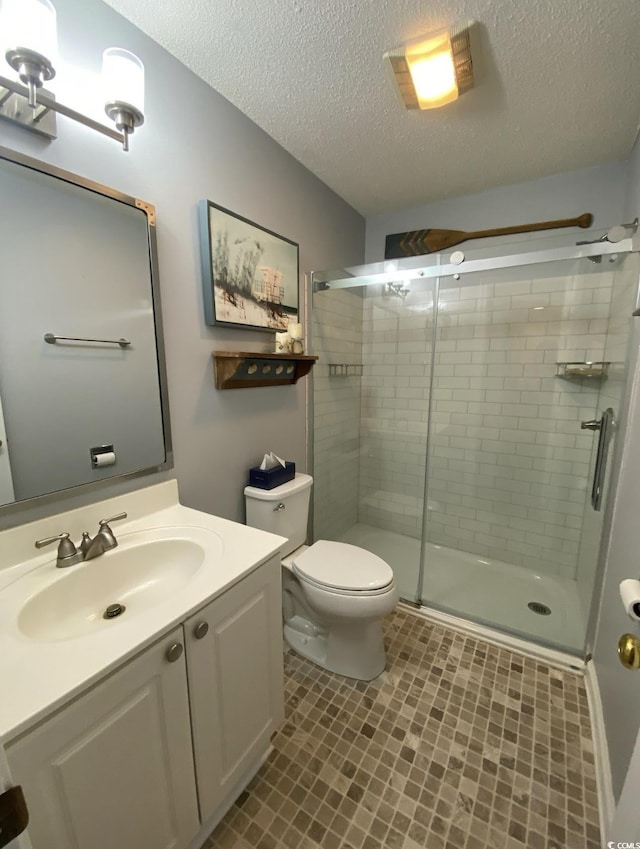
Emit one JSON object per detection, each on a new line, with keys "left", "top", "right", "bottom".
{"left": 35, "top": 512, "right": 128, "bottom": 567}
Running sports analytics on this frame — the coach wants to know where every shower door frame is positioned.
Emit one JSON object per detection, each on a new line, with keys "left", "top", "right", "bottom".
{"left": 311, "top": 237, "right": 638, "bottom": 290}
{"left": 308, "top": 234, "right": 640, "bottom": 650}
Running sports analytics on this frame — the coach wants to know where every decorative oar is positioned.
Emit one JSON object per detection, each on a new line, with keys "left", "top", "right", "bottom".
{"left": 384, "top": 213, "right": 593, "bottom": 259}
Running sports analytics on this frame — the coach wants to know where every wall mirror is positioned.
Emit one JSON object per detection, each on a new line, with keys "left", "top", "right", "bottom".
{"left": 0, "top": 146, "right": 172, "bottom": 508}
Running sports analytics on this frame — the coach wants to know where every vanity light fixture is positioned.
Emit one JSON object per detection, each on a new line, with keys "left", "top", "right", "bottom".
{"left": 384, "top": 21, "right": 474, "bottom": 110}
{"left": 0, "top": 0, "right": 145, "bottom": 151}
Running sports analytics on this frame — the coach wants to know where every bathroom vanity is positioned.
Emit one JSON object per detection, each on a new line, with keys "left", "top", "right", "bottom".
{"left": 0, "top": 480, "right": 286, "bottom": 849}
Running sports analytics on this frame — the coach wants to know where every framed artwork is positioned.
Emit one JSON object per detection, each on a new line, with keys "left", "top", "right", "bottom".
{"left": 199, "top": 199, "right": 299, "bottom": 331}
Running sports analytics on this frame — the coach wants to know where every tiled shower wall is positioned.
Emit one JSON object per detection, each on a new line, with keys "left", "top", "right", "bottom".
{"left": 314, "top": 263, "right": 624, "bottom": 581}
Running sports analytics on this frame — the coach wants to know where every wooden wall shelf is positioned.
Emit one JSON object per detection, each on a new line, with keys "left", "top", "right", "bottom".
{"left": 212, "top": 351, "right": 318, "bottom": 389}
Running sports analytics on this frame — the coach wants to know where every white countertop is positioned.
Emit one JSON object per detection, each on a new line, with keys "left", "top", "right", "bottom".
{"left": 0, "top": 480, "right": 285, "bottom": 743}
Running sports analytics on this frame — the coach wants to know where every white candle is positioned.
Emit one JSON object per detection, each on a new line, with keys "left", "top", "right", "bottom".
{"left": 275, "top": 332, "right": 290, "bottom": 353}
{"left": 288, "top": 322, "right": 303, "bottom": 339}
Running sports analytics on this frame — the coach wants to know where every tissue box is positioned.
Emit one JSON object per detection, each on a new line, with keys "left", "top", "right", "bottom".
{"left": 248, "top": 461, "right": 295, "bottom": 490}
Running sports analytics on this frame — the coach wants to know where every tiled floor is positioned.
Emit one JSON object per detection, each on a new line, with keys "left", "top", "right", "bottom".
{"left": 205, "top": 606, "right": 600, "bottom": 849}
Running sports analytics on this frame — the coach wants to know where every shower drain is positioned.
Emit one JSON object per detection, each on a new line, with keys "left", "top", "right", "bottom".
{"left": 528, "top": 601, "right": 551, "bottom": 616}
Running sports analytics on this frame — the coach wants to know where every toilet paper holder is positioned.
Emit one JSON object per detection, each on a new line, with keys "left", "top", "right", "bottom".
{"left": 90, "top": 444, "right": 116, "bottom": 468}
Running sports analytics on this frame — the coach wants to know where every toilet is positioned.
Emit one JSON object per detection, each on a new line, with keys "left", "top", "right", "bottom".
{"left": 244, "top": 473, "right": 398, "bottom": 680}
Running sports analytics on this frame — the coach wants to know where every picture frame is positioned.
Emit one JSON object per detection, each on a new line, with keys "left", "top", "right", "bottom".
{"left": 199, "top": 199, "right": 299, "bottom": 332}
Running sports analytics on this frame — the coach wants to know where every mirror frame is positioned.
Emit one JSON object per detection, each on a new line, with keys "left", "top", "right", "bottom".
{"left": 0, "top": 145, "right": 173, "bottom": 512}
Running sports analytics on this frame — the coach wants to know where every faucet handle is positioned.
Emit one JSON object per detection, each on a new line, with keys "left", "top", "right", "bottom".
{"left": 34, "top": 532, "right": 81, "bottom": 567}
{"left": 97, "top": 512, "right": 128, "bottom": 551}
{"left": 35, "top": 532, "right": 73, "bottom": 551}
{"left": 98, "top": 512, "right": 128, "bottom": 529}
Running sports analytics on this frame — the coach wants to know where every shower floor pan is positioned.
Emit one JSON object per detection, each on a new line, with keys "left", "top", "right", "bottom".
{"left": 338, "top": 523, "right": 585, "bottom": 654}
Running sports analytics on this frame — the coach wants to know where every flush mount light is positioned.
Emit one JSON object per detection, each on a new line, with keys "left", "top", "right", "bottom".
{"left": 384, "top": 21, "right": 474, "bottom": 110}
{"left": 0, "top": 0, "right": 145, "bottom": 150}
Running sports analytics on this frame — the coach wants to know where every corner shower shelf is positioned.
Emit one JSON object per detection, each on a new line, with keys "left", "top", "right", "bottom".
{"left": 212, "top": 351, "right": 318, "bottom": 389}
{"left": 556, "top": 361, "right": 610, "bottom": 382}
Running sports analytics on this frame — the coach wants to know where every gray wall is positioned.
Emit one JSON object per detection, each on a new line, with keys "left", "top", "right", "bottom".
{"left": 0, "top": 0, "right": 364, "bottom": 529}
{"left": 364, "top": 162, "right": 628, "bottom": 263}
{"left": 592, "top": 132, "right": 640, "bottom": 801}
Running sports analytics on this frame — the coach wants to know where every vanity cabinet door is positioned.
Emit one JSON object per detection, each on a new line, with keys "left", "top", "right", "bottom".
{"left": 185, "top": 556, "right": 284, "bottom": 824}
{"left": 6, "top": 627, "right": 199, "bottom": 849}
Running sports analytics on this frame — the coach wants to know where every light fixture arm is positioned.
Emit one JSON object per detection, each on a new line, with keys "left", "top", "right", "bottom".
{"left": 105, "top": 101, "right": 144, "bottom": 152}
{"left": 0, "top": 73, "right": 126, "bottom": 146}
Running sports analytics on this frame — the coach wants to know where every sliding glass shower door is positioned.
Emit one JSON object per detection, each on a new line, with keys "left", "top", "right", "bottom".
{"left": 420, "top": 252, "right": 639, "bottom": 653}
{"left": 311, "top": 238, "right": 639, "bottom": 654}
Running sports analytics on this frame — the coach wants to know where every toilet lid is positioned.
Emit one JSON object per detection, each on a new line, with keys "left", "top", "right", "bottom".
{"left": 292, "top": 540, "right": 393, "bottom": 592}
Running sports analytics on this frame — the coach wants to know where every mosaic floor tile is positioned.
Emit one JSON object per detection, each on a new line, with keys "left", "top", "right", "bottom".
{"left": 204, "top": 606, "right": 599, "bottom": 849}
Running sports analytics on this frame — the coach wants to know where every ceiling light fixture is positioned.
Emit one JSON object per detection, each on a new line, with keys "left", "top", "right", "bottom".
{"left": 384, "top": 22, "right": 474, "bottom": 110}
{"left": 0, "top": 0, "right": 145, "bottom": 151}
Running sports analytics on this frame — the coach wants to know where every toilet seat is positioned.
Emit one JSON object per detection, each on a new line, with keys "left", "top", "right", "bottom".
{"left": 292, "top": 540, "right": 394, "bottom": 594}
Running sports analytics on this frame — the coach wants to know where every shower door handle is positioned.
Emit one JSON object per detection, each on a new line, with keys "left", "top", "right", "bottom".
{"left": 585, "top": 408, "right": 615, "bottom": 511}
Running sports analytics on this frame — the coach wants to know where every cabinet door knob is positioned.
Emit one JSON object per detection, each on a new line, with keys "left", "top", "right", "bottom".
{"left": 166, "top": 642, "right": 183, "bottom": 663}
{"left": 194, "top": 621, "right": 209, "bottom": 640}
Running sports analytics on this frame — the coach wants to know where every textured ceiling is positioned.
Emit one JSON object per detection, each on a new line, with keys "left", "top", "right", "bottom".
{"left": 103, "top": 0, "right": 640, "bottom": 216}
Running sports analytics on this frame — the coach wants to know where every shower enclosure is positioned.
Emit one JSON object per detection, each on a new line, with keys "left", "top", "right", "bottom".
{"left": 310, "top": 234, "right": 640, "bottom": 655}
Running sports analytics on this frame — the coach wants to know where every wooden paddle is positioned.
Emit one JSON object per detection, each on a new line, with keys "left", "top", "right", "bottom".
{"left": 384, "top": 212, "right": 593, "bottom": 259}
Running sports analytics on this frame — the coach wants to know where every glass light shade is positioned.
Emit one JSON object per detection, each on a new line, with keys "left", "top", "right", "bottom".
{"left": 406, "top": 31, "right": 458, "bottom": 109}
{"left": 1, "top": 0, "right": 57, "bottom": 61}
{"left": 102, "top": 47, "right": 144, "bottom": 114}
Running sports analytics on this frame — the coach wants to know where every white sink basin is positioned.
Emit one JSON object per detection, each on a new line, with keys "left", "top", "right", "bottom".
{"left": 16, "top": 526, "right": 223, "bottom": 642}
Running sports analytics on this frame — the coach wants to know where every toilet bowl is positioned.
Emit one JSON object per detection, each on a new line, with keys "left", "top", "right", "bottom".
{"left": 244, "top": 474, "right": 398, "bottom": 680}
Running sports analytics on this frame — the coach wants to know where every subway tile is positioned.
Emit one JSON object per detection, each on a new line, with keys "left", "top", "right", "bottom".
{"left": 451, "top": 389, "right": 487, "bottom": 403}
{"left": 500, "top": 429, "right": 538, "bottom": 444}
{"left": 449, "top": 338, "right": 492, "bottom": 352}
{"left": 493, "top": 308, "right": 531, "bottom": 324}
{"left": 505, "top": 321, "right": 554, "bottom": 341}
{"left": 486, "top": 364, "right": 524, "bottom": 378}
{"left": 510, "top": 293, "right": 550, "bottom": 309}
{"left": 500, "top": 403, "right": 540, "bottom": 418}
{"left": 474, "top": 324, "right": 511, "bottom": 339}
{"left": 454, "top": 364, "right": 489, "bottom": 377}
{"left": 494, "top": 280, "right": 532, "bottom": 297}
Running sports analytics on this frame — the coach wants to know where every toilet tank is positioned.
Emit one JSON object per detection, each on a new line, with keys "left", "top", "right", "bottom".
{"left": 244, "top": 473, "right": 312, "bottom": 557}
